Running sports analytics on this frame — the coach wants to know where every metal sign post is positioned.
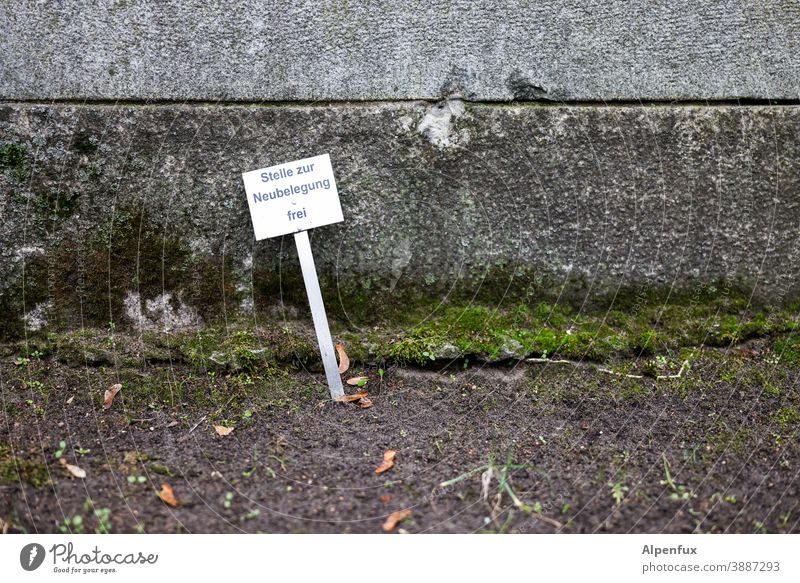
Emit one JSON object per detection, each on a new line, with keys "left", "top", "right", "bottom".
{"left": 293, "top": 230, "right": 344, "bottom": 399}
{"left": 241, "top": 153, "right": 346, "bottom": 400}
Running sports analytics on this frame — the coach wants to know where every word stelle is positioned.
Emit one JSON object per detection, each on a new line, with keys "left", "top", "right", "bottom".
{"left": 241, "top": 153, "right": 345, "bottom": 399}
{"left": 242, "top": 153, "right": 343, "bottom": 240}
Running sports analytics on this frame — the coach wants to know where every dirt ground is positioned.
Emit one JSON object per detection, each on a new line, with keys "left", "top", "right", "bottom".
{"left": 1, "top": 340, "right": 798, "bottom": 534}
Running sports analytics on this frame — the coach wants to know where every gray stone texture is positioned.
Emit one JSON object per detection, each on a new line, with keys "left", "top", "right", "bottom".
{"left": 1, "top": 1, "right": 799, "bottom": 102}
{"left": 2, "top": 101, "right": 800, "bottom": 335}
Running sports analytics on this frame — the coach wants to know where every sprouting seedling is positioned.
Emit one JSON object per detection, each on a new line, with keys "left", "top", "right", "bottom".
{"left": 659, "top": 454, "right": 694, "bottom": 501}
{"left": 439, "top": 451, "right": 556, "bottom": 525}
{"left": 54, "top": 441, "right": 66, "bottom": 459}
{"left": 609, "top": 481, "right": 629, "bottom": 506}
{"left": 378, "top": 368, "right": 385, "bottom": 381}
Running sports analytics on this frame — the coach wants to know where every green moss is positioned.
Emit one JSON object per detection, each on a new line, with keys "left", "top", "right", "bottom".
{"left": 175, "top": 325, "right": 319, "bottom": 373}
{"left": 53, "top": 329, "right": 114, "bottom": 367}
{"left": 0, "top": 142, "right": 28, "bottom": 182}
{"left": 36, "top": 188, "right": 82, "bottom": 220}
{"left": 707, "top": 424, "right": 752, "bottom": 456}
{"left": 376, "top": 290, "right": 790, "bottom": 365}
{"left": 0, "top": 444, "right": 50, "bottom": 488}
{"left": 773, "top": 335, "right": 800, "bottom": 366}
{"left": 772, "top": 407, "right": 800, "bottom": 429}
{"left": 149, "top": 463, "right": 174, "bottom": 477}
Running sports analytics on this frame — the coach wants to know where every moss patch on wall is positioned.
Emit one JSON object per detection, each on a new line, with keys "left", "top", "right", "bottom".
{"left": 0, "top": 142, "right": 28, "bottom": 182}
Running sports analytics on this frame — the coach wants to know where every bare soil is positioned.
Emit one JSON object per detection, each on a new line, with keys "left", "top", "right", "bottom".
{"left": 1, "top": 344, "right": 798, "bottom": 534}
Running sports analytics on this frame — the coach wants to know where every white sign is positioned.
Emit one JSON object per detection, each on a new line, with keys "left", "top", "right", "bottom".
{"left": 241, "top": 153, "right": 343, "bottom": 240}
{"left": 241, "top": 153, "right": 345, "bottom": 400}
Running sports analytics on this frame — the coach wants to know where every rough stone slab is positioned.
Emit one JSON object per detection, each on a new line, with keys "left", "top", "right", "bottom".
{"left": 1, "top": 101, "right": 800, "bottom": 336}
{"left": 1, "top": 1, "right": 799, "bottom": 102}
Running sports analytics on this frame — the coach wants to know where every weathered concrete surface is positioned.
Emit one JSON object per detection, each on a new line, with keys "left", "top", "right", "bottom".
{"left": 2, "top": 101, "right": 800, "bottom": 337}
{"left": 1, "top": 1, "right": 799, "bottom": 102}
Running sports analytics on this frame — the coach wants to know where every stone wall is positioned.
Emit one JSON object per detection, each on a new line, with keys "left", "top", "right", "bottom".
{"left": 1, "top": 2, "right": 799, "bottom": 336}
{"left": 2, "top": 1, "right": 799, "bottom": 101}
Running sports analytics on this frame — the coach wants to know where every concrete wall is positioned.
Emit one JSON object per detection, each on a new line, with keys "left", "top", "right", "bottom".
{"left": 1, "top": 2, "right": 800, "bottom": 336}
{"left": 2, "top": 1, "right": 799, "bottom": 102}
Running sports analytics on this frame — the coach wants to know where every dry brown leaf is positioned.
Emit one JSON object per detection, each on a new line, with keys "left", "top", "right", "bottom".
{"left": 58, "top": 457, "right": 86, "bottom": 479}
{"left": 336, "top": 343, "right": 350, "bottom": 374}
{"left": 379, "top": 494, "right": 392, "bottom": 504}
{"left": 382, "top": 509, "right": 411, "bottom": 532}
{"left": 335, "top": 391, "right": 368, "bottom": 403}
{"left": 375, "top": 460, "right": 394, "bottom": 474}
{"left": 214, "top": 425, "right": 234, "bottom": 436}
{"left": 346, "top": 376, "right": 368, "bottom": 386}
{"left": 375, "top": 449, "right": 396, "bottom": 474}
{"left": 103, "top": 383, "right": 122, "bottom": 409}
{"left": 358, "top": 396, "right": 373, "bottom": 409}
{"left": 159, "top": 483, "right": 178, "bottom": 507}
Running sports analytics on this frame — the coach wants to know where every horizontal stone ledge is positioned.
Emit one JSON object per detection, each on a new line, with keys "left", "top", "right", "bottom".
{"left": 1, "top": 1, "right": 799, "bottom": 102}
{"left": 1, "top": 101, "right": 799, "bottom": 338}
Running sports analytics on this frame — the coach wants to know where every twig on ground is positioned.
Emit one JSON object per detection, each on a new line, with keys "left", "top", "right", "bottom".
{"left": 597, "top": 367, "right": 644, "bottom": 379}
{"left": 656, "top": 360, "right": 691, "bottom": 380}
{"left": 187, "top": 414, "right": 208, "bottom": 434}
{"left": 526, "top": 358, "right": 576, "bottom": 365}
{"left": 527, "top": 356, "right": 692, "bottom": 382}
{"left": 530, "top": 513, "right": 563, "bottom": 529}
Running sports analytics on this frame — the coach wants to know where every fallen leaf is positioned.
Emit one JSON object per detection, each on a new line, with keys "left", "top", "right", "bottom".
{"left": 375, "top": 451, "right": 397, "bottom": 474}
{"left": 376, "top": 460, "right": 394, "bottom": 474}
{"left": 66, "top": 396, "right": 74, "bottom": 405}
{"left": 103, "top": 383, "right": 122, "bottom": 409}
{"left": 346, "top": 376, "right": 368, "bottom": 386}
{"left": 382, "top": 509, "right": 411, "bottom": 532}
{"left": 214, "top": 425, "right": 234, "bottom": 436}
{"left": 336, "top": 344, "right": 350, "bottom": 374}
{"left": 159, "top": 483, "right": 179, "bottom": 507}
{"left": 379, "top": 494, "right": 392, "bottom": 504}
{"left": 58, "top": 457, "right": 86, "bottom": 479}
{"left": 358, "top": 396, "right": 373, "bottom": 409}
{"left": 335, "top": 391, "right": 368, "bottom": 403}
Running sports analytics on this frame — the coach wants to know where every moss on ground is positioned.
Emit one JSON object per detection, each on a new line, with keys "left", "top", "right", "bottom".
{"left": 0, "top": 444, "right": 50, "bottom": 488}
{"left": 6, "top": 286, "right": 800, "bottom": 372}
{"left": 772, "top": 407, "right": 800, "bottom": 429}
{"left": 377, "top": 293, "right": 798, "bottom": 365}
